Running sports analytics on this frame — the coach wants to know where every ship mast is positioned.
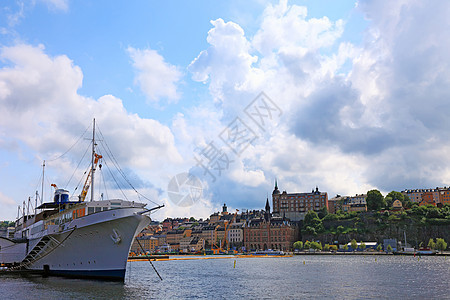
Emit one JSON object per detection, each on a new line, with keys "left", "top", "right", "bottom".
{"left": 41, "top": 160, "right": 45, "bottom": 205}
{"left": 91, "top": 118, "right": 96, "bottom": 202}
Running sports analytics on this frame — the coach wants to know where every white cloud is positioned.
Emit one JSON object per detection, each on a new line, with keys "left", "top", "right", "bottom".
{"left": 127, "top": 47, "right": 182, "bottom": 103}
{"left": 38, "top": 0, "right": 69, "bottom": 12}
{"left": 186, "top": 0, "right": 450, "bottom": 205}
{"left": 0, "top": 44, "right": 183, "bottom": 213}
{"left": 188, "top": 18, "right": 258, "bottom": 104}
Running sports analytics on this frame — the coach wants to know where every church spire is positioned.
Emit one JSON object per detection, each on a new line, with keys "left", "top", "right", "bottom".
{"left": 265, "top": 197, "right": 271, "bottom": 213}
{"left": 272, "top": 179, "right": 280, "bottom": 195}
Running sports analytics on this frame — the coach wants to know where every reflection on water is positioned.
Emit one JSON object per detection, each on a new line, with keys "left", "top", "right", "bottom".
{"left": 1, "top": 256, "right": 449, "bottom": 299}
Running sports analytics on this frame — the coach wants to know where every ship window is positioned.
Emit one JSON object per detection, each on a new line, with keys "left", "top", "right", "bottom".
{"left": 61, "top": 194, "right": 69, "bottom": 202}
{"left": 95, "top": 207, "right": 101, "bottom": 213}
{"left": 88, "top": 207, "right": 94, "bottom": 214}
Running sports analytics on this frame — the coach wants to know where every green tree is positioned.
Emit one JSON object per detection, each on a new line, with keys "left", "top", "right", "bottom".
{"left": 343, "top": 244, "right": 349, "bottom": 251}
{"left": 436, "top": 238, "right": 447, "bottom": 253}
{"left": 310, "top": 241, "right": 322, "bottom": 251}
{"left": 386, "top": 244, "right": 393, "bottom": 252}
{"left": 304, "top": 240, "right": 311, "bottom": 249}
{"left": 428, "top": 238, "right": 436, "bottom": 250}
{"left": 323, "top": 244, "right": 330, "bottom": 251}
{"left": 350, "top": 239, "right": 358, "bottom": 251}
{"left": 386, "top": 191, "right": 404, "bottom": 208}
{"left": 366, "top": 190, "right": 385, "bottom": 211}
{"left": 318, "top": 206, "right": 328, "bottom": 219}
{"left": 293, "top": 241, "right": 303, "bottom": 250}
{"left": 304, "top": 210, "right": 321, "bottom": 227}
{"left": 360, "top": 241, "right": 366, "bottom": 251}
{"left": 376, "top": 244, "right": 382, "bottom": 251}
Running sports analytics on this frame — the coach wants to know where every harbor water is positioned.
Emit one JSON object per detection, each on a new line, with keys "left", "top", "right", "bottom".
{"left": 1, "top": 255, "right": 449, "bottom": 299}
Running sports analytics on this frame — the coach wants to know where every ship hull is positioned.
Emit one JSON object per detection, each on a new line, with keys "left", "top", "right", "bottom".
{"left": 26, "top": 208, "right": 151, "bottom": 281}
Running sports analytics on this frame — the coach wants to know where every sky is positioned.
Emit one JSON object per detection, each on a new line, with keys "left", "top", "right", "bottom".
{"left": 1, "top": 0, "right": 450, "bottom": 221}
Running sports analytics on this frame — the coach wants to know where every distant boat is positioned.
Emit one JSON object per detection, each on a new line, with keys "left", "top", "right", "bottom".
{"left": 0, "top": 120, "right": 163, "bottom": 281}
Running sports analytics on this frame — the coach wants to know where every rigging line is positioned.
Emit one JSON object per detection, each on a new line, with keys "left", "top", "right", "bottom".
{"left": 65, "top": 140, "right": 92, "bottom": 190}
{"left": 99, "top": 163, "right": 109, "bottom": 200}
{"left": 102, "top": 158, "right": 129, "bottom": 201}
{"left": 136, "top": 238, "right": 163, "bottom": 281}
{"left": 96, "top": 127, "right": 133, "bottom": 185}
{"left": 46, "top": 124, "right": 91, "bottom": 162}
{"left": 71, "top": 160, "right": 91, "bottom": 198}
{"left": 96, "top": 132, "right": 160, "bottom": 206}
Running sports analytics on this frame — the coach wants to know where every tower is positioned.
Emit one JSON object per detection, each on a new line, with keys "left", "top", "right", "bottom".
{"left": 265, "top": 197, "right": 271, "bottom": 221}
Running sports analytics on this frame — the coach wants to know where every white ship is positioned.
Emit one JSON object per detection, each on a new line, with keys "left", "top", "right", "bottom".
{"left": 0, "top": 120, "right": 162, "bottom": 281}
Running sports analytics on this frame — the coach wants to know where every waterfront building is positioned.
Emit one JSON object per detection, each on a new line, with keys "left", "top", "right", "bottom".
{"left": 130, "top": 236, "right": 158, "bottom": 254}
{"left": 272, "top": 182, "right": 328, "bottom": 221}
{"left": 228, "top": 223, "right": 244, "bottom": 248}
{"left": 180, "top": 236, "right": 204, "bottom": 253}
{"left": 243, "top": 198, "right": 298, "bottom": 251}
{"left": 166, "top": 229, "right": 184, "bottom": 245}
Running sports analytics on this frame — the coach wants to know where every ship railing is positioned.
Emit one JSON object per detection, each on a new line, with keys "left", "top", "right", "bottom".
{"left": 6, "top": 226, "right": 77, "bottom": 271}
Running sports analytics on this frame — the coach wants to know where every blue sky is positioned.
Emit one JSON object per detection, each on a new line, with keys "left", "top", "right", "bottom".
{"left": 1, "top": 0, "right": 449, "bottom": 221}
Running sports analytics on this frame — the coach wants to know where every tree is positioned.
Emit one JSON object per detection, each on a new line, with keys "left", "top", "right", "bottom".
{"left": 293, "top": 241, "right": 303, "bottom": 250}
{"left": 310, "top": 241, "right": 322, "bottom": 251}
{"left": 351, "top": 239, "right": 358, "bottom": 251}
{"left": 428, "top": 238, "right": 436, "bottom": 250}
{"left": 304, "top": 240, "right": 311, "bottom": 250}
{"left": 366, "top": 190, "right": 385, "bottom": 211}
{"left": 343, "top": 244, "right": 349, "bottom": 251}
{"left": 360, "top": 241, "right": 366, "bottom": 251}
{"left": 324, "top": 244, "right": 330, "bottom": 251}
{"left": 318, "top": 206, "right": 328, "bottom": 219}
{"left": 386, "top": 191, "right": 404, "bottom": 208}
{"left": 376, "top": 244, "right": 382, "bottom": 251}
{"left": 304, "top": 210, "right": 321, "bottom": 227}
{"left": 386, "top": 244, "right": 393, "bottom": 252}
{"left": 436, "top": 238, "right": 447, "bottom": 253}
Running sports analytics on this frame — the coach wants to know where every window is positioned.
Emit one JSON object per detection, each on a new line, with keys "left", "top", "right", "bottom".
{"left": 88, "top": 207, "right": 94, "bottom": 214}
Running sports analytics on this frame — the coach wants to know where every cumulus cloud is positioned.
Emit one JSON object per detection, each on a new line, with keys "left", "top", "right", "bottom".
{"left": 127, "top": 47, "right": 182, "bottom": 103}
{"left": 187, "top": 0, "right": 450, "bottom": 203}
{"left": 188, "top": 18, "right": 258, "bottom": 108}
{"left": 0, "top": 44, "right": 184, "bottom": 212}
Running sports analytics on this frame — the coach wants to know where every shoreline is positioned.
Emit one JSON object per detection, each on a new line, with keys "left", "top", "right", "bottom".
{"left": 126, "top": 251, "right": 450, "bottom": 261}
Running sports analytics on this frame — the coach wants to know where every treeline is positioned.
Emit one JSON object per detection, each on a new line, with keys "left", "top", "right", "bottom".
{"left": 0, "top": 221, "right": 15, "bottom": 228}
{"left": 299, "top": 203, "right": 450, "bottom": 249}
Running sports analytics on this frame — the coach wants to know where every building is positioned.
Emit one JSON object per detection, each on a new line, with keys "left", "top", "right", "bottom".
{"left": 243, "top": 198, "right": 298, "bottom": 251}
{"left": 438, "top": 187, "right": 450, "bottom": 206}
{"left": 272, "top": 181, "right": 328, "bottom": 221}
{"left": 130, "top": 236, "right": 158, "bottom": 254}
{"left": 401, "top": 188, "right": 440, "bottom": 205}
{"left": 228, "top": 223, "right": 244, "bottom": 248}
{"left": 342, "top": 194, "right": 367, "bottom": 212}
{"left": 328, "top": 194, "right": 367, "bottom": 213}
{"left": 328, "top": 195, "right": 343, "bottom": 214}
{"left": 392, "top": 199, "right": 403, "bottom": 211}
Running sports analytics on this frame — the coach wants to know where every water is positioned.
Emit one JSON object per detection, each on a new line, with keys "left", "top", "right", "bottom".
{"left": 1, "top": 255, "right": 449, "bottom": 299}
